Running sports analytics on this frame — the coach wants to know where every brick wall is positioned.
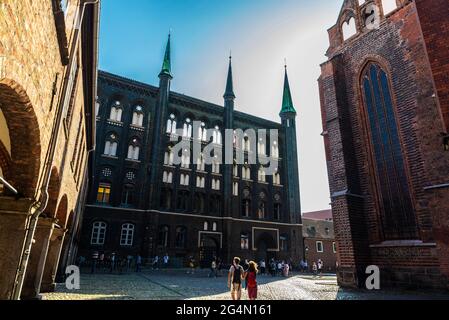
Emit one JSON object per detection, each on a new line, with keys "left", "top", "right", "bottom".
{"left": 319, "top": 1, "right": 449, "bottom": 289}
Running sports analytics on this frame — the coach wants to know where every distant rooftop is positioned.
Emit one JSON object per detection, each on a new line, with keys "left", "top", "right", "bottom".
{"left": 302, "top": 209, "right": 333, "bottom": 221}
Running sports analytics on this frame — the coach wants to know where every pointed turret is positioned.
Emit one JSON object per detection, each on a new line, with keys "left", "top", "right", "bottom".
{"left": 159, "top": 33, "right": 172, "bottom": 78}
{"left": 279, "top": 63, "right": 302, "bottom": 225}
{"left": 224, "top": 55, "right": 236, "bottom": 100}
{"left": 280, "top": 65, "right": 296, "bottom": 115}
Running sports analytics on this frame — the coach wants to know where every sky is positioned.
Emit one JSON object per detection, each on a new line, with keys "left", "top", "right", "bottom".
{"left": 99, "top": 0, "right": 344, "bottom": 213}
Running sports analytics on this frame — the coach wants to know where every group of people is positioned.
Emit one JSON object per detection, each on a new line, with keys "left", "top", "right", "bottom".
{"left": 151, "top": 254, "right": 170, "bottom": 270}
{"left": 81, "top": 252, "right": 143, "bottom": 274}
{"left": 228, "top": 257, "right": 259, "bottom": 301}
{"left": 299, "top": 258, "right": 325, "bottom": 277}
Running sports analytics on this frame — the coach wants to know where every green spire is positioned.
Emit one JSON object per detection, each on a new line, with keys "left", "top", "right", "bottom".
{"left": 224, "top": 55, "right": 235, "bottom": 99}
{"left": 280, "top": 65, "right": 296, "bottom": 114}
{"left": 160, "top": 33, "right": 172, "bottom": 77}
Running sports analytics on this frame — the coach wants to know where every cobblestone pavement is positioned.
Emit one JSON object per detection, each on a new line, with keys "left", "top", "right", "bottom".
{"left": 42, "top": 269, "right": 449, "bottom": 301}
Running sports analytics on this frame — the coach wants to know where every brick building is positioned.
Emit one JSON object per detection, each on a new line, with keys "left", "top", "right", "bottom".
{"left": 319, "top": 0, "right": 449, "bottom": 289}
{"left": 302, "top": 216, "right": 337, "bottom": 273}
{"left": 0, "top": 0, "right": 99, "bottom": 299}
{"left": 78, "top": 35, "right": 303, "bottom": 268}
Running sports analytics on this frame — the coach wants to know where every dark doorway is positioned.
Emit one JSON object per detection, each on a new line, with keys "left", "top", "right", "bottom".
{"left": 199, "top": 236, "right": 219, "bottom": 269}
{"left": 256, "top": 233, "right": 276, "bottom": 262}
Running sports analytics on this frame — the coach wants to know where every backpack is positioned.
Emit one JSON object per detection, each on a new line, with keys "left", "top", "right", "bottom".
{"left": 233, "top": 265, "right": 243, "bottom": 284}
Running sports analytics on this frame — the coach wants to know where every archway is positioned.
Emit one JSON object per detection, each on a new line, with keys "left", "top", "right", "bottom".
{"left": 199, "top": 236, "right": 219, "bottom": 269}
{"left": 0, "top": 79, "right": 41, "bottom": 198}
{"left": 256, "top": 233, "right": 277, "bottom": 262}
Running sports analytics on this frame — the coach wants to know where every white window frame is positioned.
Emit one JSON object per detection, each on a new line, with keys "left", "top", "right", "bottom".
{"left": 120, "top": 223, "right": 135, "bottom": 246}
{"left": 316, "top": 241, "right": 324, "bottom": 253}
{"left": 91, "top": 222, "right": 107, "bottom": 245}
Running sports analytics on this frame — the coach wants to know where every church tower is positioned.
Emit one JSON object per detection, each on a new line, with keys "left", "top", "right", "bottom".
{"left": 280, "top": 65, "right": 302, "bottom": 224}
{"left": 149, "top": 34, "right": 173, "bottom": 208}
{"left": 223, "top": 55, "right": 235, "bottom": 217}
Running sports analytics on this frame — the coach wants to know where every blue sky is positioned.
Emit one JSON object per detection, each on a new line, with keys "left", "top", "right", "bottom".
{"left": 99, "top": 0, "right": 344, "bottom": 212}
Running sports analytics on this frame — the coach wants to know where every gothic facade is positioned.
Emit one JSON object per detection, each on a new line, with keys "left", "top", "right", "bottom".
{"left": 319, "top": 0, "right": 449, "bottom": 289}
{"left": 79, "top": 36, "right": 303, "bottom": 267}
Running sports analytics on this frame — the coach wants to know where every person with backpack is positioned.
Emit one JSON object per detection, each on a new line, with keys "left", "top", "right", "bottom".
{"left": 244, "top": 261, "right": 259, "bottom": 300}
{"left": 228, "top": 257, "right": 244, "bottom": 301}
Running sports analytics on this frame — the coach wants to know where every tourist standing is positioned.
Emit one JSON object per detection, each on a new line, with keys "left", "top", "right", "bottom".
{"left": 152, "top": 255, "right": 159, "bottom": 270}
{"left": 209, "top": 258, "right": 217, "bottom": 278}
{"left": 318, "top": 259, "right": 324, "bottom": 277}
{"left": 163, "top": 253, "right": 170, "bottom": 268}
{"left": 244, "top": 261, "right": 259, "bottom": 301}
{"left": 260, "top": 260, "right": 266, "bottom": 275}
{"left": 312, "top": 262, "right": 318, "bottom": 277}
{"left": 136, "top": 255, "right": 142, "bottom": 272}
{"left": 283, "top": 262, "right": 290, "bottom": 277}
{"left": 228, "top": 257, "right": 244, "bottom": 301}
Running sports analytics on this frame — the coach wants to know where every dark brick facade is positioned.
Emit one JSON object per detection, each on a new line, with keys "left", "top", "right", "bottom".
{"left": 319, "top": 0, "right": 449, "bottom": 289}
{"left": 79, "top": 55, "right": 303, "bottom": 267}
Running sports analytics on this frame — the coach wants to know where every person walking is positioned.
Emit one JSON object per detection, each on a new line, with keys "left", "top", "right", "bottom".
{"left": 312, "top": 262, "right": 318, "bottom": 277}
{"left": 91, "top": 251, "right": 99, "bottom": 274}
{"left": 110, "top": 253, "right": 116, "bottom": 273}
{"left": 163, "top": 253, "right": 170, "bottom": 269}
{"left": 228, "top": 257, "right": 244, "bottom": 301}
{"left": 244, "top": 261, "right": 259, "bottom": 301}
{"left": 209, "top": 258, "right": 217, "bottom": 278}
{"left": 188, "top": 256, "right": 196, "bottom": 274}
{"left": 136, "top": 255, "right": 142, "bottom": 272}
{"left": 283, "top": 262, "right": 290, "bottom": 277}
{"left": 318, "top": 259, "right": 324, "bottom": 277}
{"left": 152, "top": 255, "right": 159, "bottom": 270}
{"left": 260, "top": 260, "right": 266, "bottom": 275}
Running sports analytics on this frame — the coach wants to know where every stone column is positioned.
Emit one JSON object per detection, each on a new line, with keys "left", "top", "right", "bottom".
{"left": 40, "top": 227, "right": 66, "bottom": 293}
{"left": 0, "top": 197, "right": 33, "bottom": 300}
{"left": 21, "top": 217, "right": 55, "bottom": 300}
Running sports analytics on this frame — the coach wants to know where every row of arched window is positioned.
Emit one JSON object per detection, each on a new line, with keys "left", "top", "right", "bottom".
{"left": 103, "top": 133, "right": 141, "bottom": 161}
{"left": 108, "top": 102, "right": 145, "bottom": 127}
{"left": 165, "top": 115, "right": 281, "bottom": 157}
{"left": 164, "top": 150, "right": 282, "bottom": 184}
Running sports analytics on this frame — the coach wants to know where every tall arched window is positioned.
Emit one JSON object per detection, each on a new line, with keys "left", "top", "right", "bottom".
{"left": 361, "top": 62, "right": 417, "bottom": 239}
{"left": 121, "top": 185, "right": 134, "bottom": 207}
{"left": 213, "top": 126, "right": 222, "bottom": 145}
{"left": 120, "top": 223, "right": 135, "bottom": 246}
{"left": 109, "top": 102, "right": 123, "bottom": 122}
{"left": 164, "top": 148, "right": 174, "bottom": 166}
{"left": 258, "top": 167, "right": 266, "bottom": 183}
{"left": 197, "top": 154, "right": 206, "bottom": 171}
{"left": 241, "top": 233, "right": 250, "bottom": 250}
{"left": 127, "top": 138, "right": 140, "bottom": 160}
{"left": 271, "top": 141, "right": 279, "bottom": 158}
{"left": 91, "top": 221, "right": 107, "bottom": 245}
{"left": 183, "top": 118, "right": 192, "bottom": 138}
{"left": 194, "top": 193, "right": 205, "bottom": 213}
{"left": 166, "top": 114, "right": 177, "bottom": 134}
{"left": 132, "top": 106, "right": 144, "bottom": 126}
{"left": 198, "top": 122, "right": 207, "bottom": 141}
{"left": 104, "top": 133, "right": 118, "bottom": 157}
{"left": 158, "top": 225, "right": 169, "bottom": 247}
{"left": 175, "top": 226, "right": 187, "bottom": 248}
